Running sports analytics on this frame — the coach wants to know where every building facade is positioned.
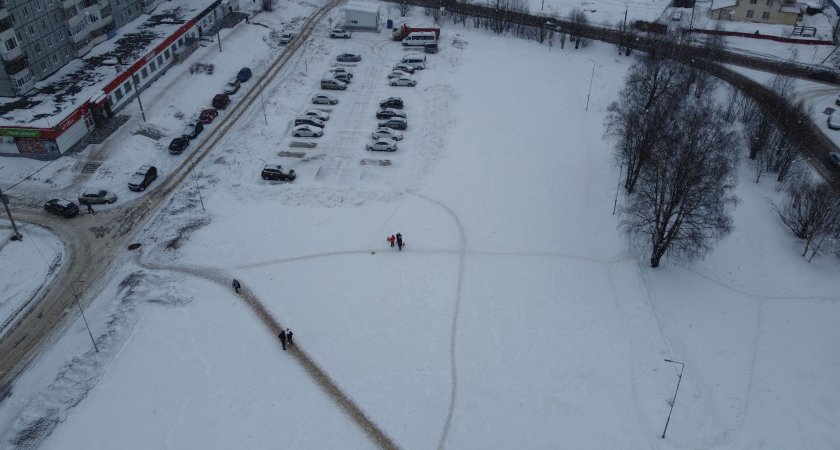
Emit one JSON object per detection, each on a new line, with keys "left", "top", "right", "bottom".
{"left": 710, "top": 0, "right": 801, "bottom": 25}
{"left": 0, "top": 0, "right": 155, "bottom": 97}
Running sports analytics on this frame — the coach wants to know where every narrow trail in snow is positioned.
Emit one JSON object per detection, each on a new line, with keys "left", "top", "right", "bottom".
{"left": 134, "top": 258, "right": 400, "bottom": 449}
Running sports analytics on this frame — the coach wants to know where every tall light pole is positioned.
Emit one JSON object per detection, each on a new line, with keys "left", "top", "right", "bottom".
{"left": 661, "top": 359, "right": 684, "bottom": 438}
{"left": 0, "top": 188, "right": 22, "bottom": 241}
{"left": 585, "top": 57, "right": 596, "bottom": 111}
{"left": 130, "top": 76, "right": 146, "bottom": 122}
{"left": 75, "top": 280, "right": 99, "bottom": 353}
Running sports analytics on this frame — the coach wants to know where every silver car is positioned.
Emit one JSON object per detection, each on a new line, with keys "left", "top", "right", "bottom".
{"left": 390, "top": 76, "right": 417, "bottom": 87}
{"left": 830, "top": 152, "right": 840, "bottom": 167}
{"left": 293, "top": 125, "right": 324, "bottom": 137}
{"left": 304, "top": 109, "right": 330, "bottom": 121}
{"left": 371, "top": 127, "right": 403, "bottom": 141}
{"left": 223, "top": 77, "right": 240, "bottom": 95}
{"left": 366, "top": 138, "right": 398, "bottom": 152}
{"left": 829, "top": 112, "right": 840, "bottom": 130}
{"left": 78, "top": 188, "right": 117, "bottom": 205}
{"left": 312, "top": 94, "right": 338, "bottom": 105}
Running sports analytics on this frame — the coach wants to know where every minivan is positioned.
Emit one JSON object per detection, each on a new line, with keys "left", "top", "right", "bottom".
{"left": 400, "top": 54, "right": 426, "bottom": 70}
{"left": 321, "top": 78, "right": 347, "bottom": 90}
{"left": 402, "top": 31, "right": 437, "bottom": 47}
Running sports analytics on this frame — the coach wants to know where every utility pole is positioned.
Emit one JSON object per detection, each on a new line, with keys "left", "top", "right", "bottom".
{"left": 0, "top": 188, "right": 22, "bottom": 241}
{"left": 75, "top": 281, "right": 99, "bottom": 353}
{"left": 217, "top": 28, "right": 223, "bottom": 52}
{"left": 661, "top": 359, "right": 684, "bottom": 439}
{"left": 131, "top": 77, "right": 146, "bottom": 122}
{"left": 585, "top": 58, "right": 595, "bottom": 111}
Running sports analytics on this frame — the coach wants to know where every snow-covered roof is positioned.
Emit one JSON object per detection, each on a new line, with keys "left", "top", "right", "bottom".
{"left": 344, "top": 0, "right": 381, "bottom": 15}
{"left": 781, "top": 4, "right": 802, "bottom": 12}
{"left": 711, "top": 0, "right": 738, "bottom": 10}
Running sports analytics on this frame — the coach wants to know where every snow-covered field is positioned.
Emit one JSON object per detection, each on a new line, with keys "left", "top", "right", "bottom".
{"left": 1, "top": 1, "right": 839, "bottom": 449}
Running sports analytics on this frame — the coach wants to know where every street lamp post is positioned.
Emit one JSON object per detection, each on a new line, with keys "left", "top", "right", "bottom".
{"left": 661, "top": 359, "right": 684, "bottom": 438}
{"left": 585, "top": 58, "right": 596, "bottom": 111}
{"left": 0, "top": 188, "right": 22, "bottom": 241}
{"left": 75, "top": 281, "right": 99, "bottom": 353}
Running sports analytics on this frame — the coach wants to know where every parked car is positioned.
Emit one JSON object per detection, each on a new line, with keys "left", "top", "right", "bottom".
{"left": 199, "top": 108, "right": 219, "bottom": 124}
{"left": 836, "top": 94, "right": 840, "bottom": 107}
{"left": 321, "top": 78, "right": 347, "bottom": 90}
{"left": 828, "top": 112, "right": 840, "bottom": 130}
{"left": 332, "top": 72, "right": 352, "bottom": 83}
{"left": 390, "top": 76, "right": 417, "bottom": 87}
{"left": 376, "top": 108, "right": 407, "bottom": 120}
{"left": 78, "top": 188, "right": 117, "bottom": 205}
{"left": 212, "top": 94, "right": 230, "bottom": 109}
{"left": 128, "top": 165, "right": 158, "bottom": 191}
{"left": 303, "top": 108, "right": 330, "bottom": 121}
{"left": 237, "top": 67, "right": 252, "bottom": 82}
{"left": 387, "top": 71, "right": 410, "bottom": 80}
{"left": 328, "top": 67, "right": 353, "bottom": 79}
{"left": 312, "top": 94, "right": 338, "bottom": 105}
{"left": 261, "top": 164, "right": 296, "bottom": 181}
{"left": 329, "top": 28, "right": 352, "bottom": 38}
{"left": 44, "top": 199, "right": 79, "bottom": 218}
{"left": 378, "top": 117, "right": 408, "bottom": 130}
{"left": 423, "top": 42, "right": 438, "bottom": 54}
{"left": 169, "top": 136, "right": 190, "bottom": 154}
{"left": 280, "top": 32, "right": 294, "bottom": 44}
{"left": 379, "top": 97, "right": 403, "bottom": 109}
{"left": 183, "top": 121, "right": 204, "bottom": 139}
{"left": 336, "top": 53, "right": 361, "bottom": 62}
{"left": 294, "top": 115, "right": 325, "bottom": 128}
{"left": 293, "top": 124, "right": 324, "bottom": 137}
{"left": 223, "top": 77, "right": 241, "bottom": 95}
{"left": 830, "top": 152, "right": 840, "bottom": 167}
{"left": 372, "top": 127, "right": 404, "bottom": 141}
{"left": 392, "top": 64, "right": 415, "bottom": 74}
{"left": 366, "top": 138, "right": 398, "bottom": 152}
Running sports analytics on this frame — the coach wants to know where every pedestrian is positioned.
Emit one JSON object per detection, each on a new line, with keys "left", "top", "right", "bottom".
{"left": 85, "top": 203, "right": 95, "bottom": 215}
{"left": 387, "top": 234, "right": 395, "bottom": 248}
{"left": 278, "top": 329, "right": 287, "bottom": 350}
{"left": 396, "top": 232, "right": 403, "bottom": 251}
{"left": 286, "top": 328, "right": 293, "bottom": 346}
{"left": 232, "top": 279, "right": 241, "bottom": 294}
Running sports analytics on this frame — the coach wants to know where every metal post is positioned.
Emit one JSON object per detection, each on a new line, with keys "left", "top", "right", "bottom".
{"left": 75, "top": 281, "right": 98, "bottom": 353}
{"left": 192, "top": 169, "right": 205, "bottom": 212}
{"left": 131, "top": 77, "right": 146, "bottom": 122}
{"left": 585, "top": 58, "right": 595, "bottom": 111}
{"left": 0, "top": 189, "right": 22, "bottom": 241}
{"left": 661, "top": 359, "right": 684, "bottom": 438}
{"left": 613, "top": 161, "right": 623, "bottom": 215}
{"left": 217, "top": 28, "right": 222, "bottom": 52}
{"left": 260, "top": 80, "right": 268, "bottom": 126}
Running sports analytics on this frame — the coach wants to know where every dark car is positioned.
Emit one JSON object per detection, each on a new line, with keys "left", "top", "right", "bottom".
{"left": 376, "top": 108, "right": 407, "bottom": 120}
{"left": 261, "top": 164, "right": 296, "bottom": 181}
{"left": 237, "top": 67, "right": 252, "bottom": 82}
{"left": 128, "top": 165, "right": 158, "bottom": 191}
{"left": 294, "top": 115, "right": 325, "bottom": 128}
{"left": 44, "top": 198, "right": 79, "bottom": 218}
{"left": 807, "top": 69, "right": 839, "bottom": 83}
{"left": 169, "top": 137, "right": 189, "bottom": 154}
{"left": 183, "top": 121, "right": 204, "bottom": 140}
{"left": 378, "top": 117, "right": 407, "bottom": 130}
{"left": 336, "top": 53, "right": 361, "bottom": 62}
{"left": 212, "top": 93, "right": 230, "bottom": 110}
{"left": 199, "top": 108, "right": 218, "bottom": 124}
{"left": 379, "top": 97, "right": 403, "bottom": 109}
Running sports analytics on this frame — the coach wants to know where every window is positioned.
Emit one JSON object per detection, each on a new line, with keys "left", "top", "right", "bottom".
{"left": 4, "top": 37, "right": 17, "bottom": 51}
{"left": 170, "top": 44, "right": 176, "bottom": 53}
{"left": 746, "top": 9, "right": 754, "bottom": 17}
{"left": 114, "top": 87, "right": 123, "bottom": 101}
{"left": 123, "top": 81, "right": 132, "bottom": 92}
{"left": 141, "top": 67, "right": 148, "bottom": 78}
{"left": 34, "top": 42, "right": 41, "bottom": 54}
{"left": 156, "top": 55, "right": 163, "bottom": 65}
{"left": 27, "top": 25, "right": 35, "bottom": 36}
{"left": 149, "top": 60, "right": 156, "bottom": 71}
{"left": 46, "top": 36, "right": 52, "bottom": 46}
{"left": 762, "top": 11, "right": 770, "bottom": 19}
{"left": 40, "top": 61, "right": 47, "bottom": 70}
{"left": 22, "top": 6, "right": 30, "bottom": 17}
{"left": 164, "top": 49, "right": 170, "bottom": 59}
{"left": 36, "top": 2, "right": 42, "bottom": 12}
{"left": 51, "top": 53, "right": 57, "bottom": 63}
{"left": 749, "top": 0, "right": 757, "bottom": 3}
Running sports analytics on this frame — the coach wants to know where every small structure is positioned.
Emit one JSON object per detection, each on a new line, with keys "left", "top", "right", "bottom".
{"left": 343, "top": 0, "right": 381, "bottom": 30}
{"left": 710, "top": 0, "right": 800, "bottom": 25}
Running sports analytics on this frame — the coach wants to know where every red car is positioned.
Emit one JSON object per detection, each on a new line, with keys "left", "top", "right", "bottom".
{"left": 199, "top": 108, "right": 218, "bottom": 124}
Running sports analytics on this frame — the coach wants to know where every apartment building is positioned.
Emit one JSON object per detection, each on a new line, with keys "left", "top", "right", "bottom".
{"left": 0, "top": 0, "right": 162, "bottom": 97}
{"left": 710, "top": 0, "right": 801, "bottom": 25}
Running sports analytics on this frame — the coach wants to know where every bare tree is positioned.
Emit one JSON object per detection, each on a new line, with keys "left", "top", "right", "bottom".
{"left": 622, "top": 98, "right": 739, "bottom": 268}
{"left": 567, "top": 7, "right": 590, "bottom": 49}
{"left": 398, "top": 0, "right": 411, "bottom": 17}
{"left": 778, "top": 176, "right": 840, "bottom": 260}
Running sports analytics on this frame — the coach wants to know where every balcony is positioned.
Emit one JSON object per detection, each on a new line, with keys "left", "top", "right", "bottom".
{"left": 0, "top": 37, "right": 22, "bottom": 61}
{"left": 86, "top": 12, "right": 112, "bottom": 34}
{"left": 10, "top": 68, "right": 34, "bottom": 94}
{"left": 3, "top": 54, "right": 29, "bottom": 75}
{"left": 0, "top": 7, "right": 9, "bottom": 22}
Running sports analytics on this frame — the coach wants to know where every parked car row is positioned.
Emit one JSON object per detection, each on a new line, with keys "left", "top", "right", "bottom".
{"left": 368, "top": 97, "right": 407, "bottom": 152}
{"left": 386, "top": 54, "right": 424, "bottom": 88}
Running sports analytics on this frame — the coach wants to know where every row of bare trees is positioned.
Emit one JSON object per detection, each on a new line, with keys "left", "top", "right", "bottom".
{"left": 605, "top": 43, "right": 740, "bottom": 268}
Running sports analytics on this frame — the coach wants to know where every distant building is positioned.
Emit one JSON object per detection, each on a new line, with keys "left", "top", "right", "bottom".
{"left": 343, "top": 0, "right": 380, "bottom": 30}
{"left": 710, "top": 0, "right": 801, "bottom": 25}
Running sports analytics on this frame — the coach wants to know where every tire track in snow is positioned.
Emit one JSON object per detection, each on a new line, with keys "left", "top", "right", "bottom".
{"left": 134, "top": 263, "right": 400, "bottom": 448}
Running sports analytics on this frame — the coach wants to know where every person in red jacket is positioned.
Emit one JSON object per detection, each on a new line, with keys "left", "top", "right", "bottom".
{"left": 387, "top": 234, "right": 396, "bottom": 248}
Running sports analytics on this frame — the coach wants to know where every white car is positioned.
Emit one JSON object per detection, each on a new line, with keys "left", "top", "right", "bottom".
{"left": 223, "top": 77, "right": 240, "bottom": 95}
{"left": 280, "top": 32, "right": 294, "bottom": 44}
{"left": 328, "top": 67, "right": 353, "bottom": 79}
{"left": 830, "top": 152, "right": 840, "bottom": 167}
{"left": 366, "top": 138, "right": 398, "bottom": 152}
{"left": 371, "top": 128, "right": 403, "bottom": 141}
{"left": 304, "top": 109, "right": 330, "bottom": 121}
{"left": 329, "top": 29, "right": 352, "bottom": 39}
{"left": 387, "top": 70, "right": 410, "bottom": 79}
{"left": 828, "top": 112, "right": 840, "bottom": 130}
{"left": 78, "top": 188, "right": 118, "bottom": 205}
{"left": 293, "top": 125, "right": 324, "bottom": 137}
{"left": 390, "top": 76, "right": 417, "bottom": 87}
{"left": 312, "top": 94, "right": 338, "bottom": 105}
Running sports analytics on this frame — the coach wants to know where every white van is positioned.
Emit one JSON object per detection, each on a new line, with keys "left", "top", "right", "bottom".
{"left": 402, "top": 31, "right": 437, "bottom": 47}
{"left": 400, "top": 53, "right": 426, "bottom": 70}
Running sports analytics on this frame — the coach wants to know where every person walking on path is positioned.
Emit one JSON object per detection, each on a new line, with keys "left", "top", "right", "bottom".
{"left": 396, "top": 233, "right": 403, "bottom": 251}
{"left": 279, "top": 329, "right": 287, "bottom": 350}
{"left": 86, "top": 203, "right": 95, "bottom": 215}
{"left": 286, "top": 328, "right": 293, "bottom": 346}
{"left": 387, "top": 234, "right": 395, "bottom": 248}
{"left": 232, "top": 279, "right": 241, "bottom": 294}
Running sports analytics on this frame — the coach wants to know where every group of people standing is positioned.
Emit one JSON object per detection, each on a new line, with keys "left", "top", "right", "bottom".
{"left": 387, "top": 232, "right": 404, "bottom": 251}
